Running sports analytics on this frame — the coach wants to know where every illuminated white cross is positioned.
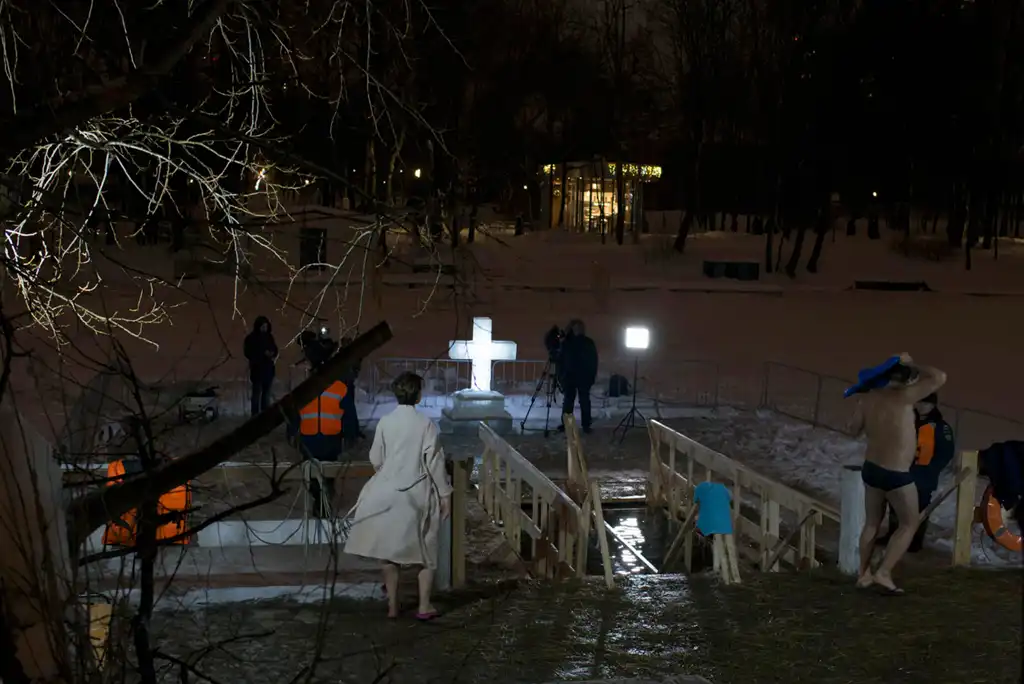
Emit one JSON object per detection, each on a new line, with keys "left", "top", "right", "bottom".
{"left": 448, "top": 317, "right": 517, "bottom": 392}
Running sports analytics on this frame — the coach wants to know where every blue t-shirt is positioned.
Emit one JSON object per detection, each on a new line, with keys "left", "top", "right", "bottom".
{"left": 693, "top": 481, "right": 733, "bottom": 535}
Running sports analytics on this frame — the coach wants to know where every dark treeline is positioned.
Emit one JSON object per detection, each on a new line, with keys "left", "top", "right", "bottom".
{"left": 6, "top": 0, "right": 1023, "bottom": 272}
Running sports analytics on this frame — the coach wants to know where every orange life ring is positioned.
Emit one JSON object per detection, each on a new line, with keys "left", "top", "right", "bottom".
{"left": 981, "top": 484, "right": 1023, "bottom": 553}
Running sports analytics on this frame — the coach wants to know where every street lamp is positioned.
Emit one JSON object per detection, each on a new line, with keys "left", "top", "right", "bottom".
{"left": 613, "top": 326, "right": 650, "bottom": 443}
{"left": 414, "top": 168, "right": 422, "bottom": 179}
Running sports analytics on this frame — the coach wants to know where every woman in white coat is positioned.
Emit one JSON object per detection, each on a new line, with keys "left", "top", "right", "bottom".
{"left": 344, "top": 372, "right": 452, "bottom": 620}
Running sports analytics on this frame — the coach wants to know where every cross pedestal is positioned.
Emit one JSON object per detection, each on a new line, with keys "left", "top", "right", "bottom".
{"left": 440, "top": 317, "right": 517, "bottom": 435}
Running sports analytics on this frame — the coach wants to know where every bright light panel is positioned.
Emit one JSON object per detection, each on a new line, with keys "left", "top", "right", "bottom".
{"left": 624, "top": 326, "right": 650, "bottom": 350}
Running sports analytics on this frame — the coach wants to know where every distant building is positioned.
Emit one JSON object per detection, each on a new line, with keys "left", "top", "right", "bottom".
{"left": 538, "top": 161, "right": 662, "bottom": 234}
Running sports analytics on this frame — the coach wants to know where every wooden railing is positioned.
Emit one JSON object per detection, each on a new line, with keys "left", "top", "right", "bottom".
{"left": 478, "top": 423, "right": 587, "bottom": 580}
{"left": 648, "top": 420, "right": 839, "bottom": 572}
{"left": 839, "top": 450, "right": 980, "bottom": 572}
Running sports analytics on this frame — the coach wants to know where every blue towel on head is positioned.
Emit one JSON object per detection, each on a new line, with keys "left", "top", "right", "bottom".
{"left": 843, "top": 356, "right": 901, "bottom": 398}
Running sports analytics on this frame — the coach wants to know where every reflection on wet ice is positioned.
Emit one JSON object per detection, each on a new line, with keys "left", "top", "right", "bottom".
{"left": 611, "top": 516, "right": 645, "bottom": 574}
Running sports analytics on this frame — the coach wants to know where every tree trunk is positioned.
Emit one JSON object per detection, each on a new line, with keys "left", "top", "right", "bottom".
{"left": 557, "top": 163, "right": 569, "bottom": 230}
{"left": 673, "top": 143, "right": 702, "bottom": 253}
{"left": 784, "top": 225, "right": 807, "bottom": 278}
{"left": 385, "top": 129, "right": 405, "bottom": 207}
{"left": 867, "top": 215, "right": 880, "bottom": 240}
{"left": 1, "top": 408, "right": 73, "bottom": 681}
{"left": 467, "top": 203, "right": 478, "bottom": 244}
{"left": 673, "top": 211, "right": 695, "bottom": 253}
{"left": 806, "top": 210, "right": 828, "bottom": 274}
{"left": 764, "top": 220, "right": 774, "bottom": 273}
{"left": 614, "top": 161, "right": 625, "bottom": 245}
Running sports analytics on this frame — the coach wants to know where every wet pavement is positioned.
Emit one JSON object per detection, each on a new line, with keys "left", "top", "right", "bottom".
{"left": 151, "top": 575, "right": 712, "bottom": 684}
{"left": 147, "top": 568, "right": 1023, "bottom": 684}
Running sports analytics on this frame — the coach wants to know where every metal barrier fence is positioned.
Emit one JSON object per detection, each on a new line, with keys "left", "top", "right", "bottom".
{"left": 761, "top": 362, "right": 1024, "bottom": 450}
{"left": 150, "top": 354, "right": 1024, "bottom": 449}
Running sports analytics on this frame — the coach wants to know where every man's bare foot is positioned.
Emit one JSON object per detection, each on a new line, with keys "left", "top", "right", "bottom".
{"left": 387, "top": 602, "right": 400, "bottom": 619}
{"left": 856, "top": 571, "right": 874, "bottom": 589}
{"left": 872, "top": 571, "right": 904, "bottom": 595}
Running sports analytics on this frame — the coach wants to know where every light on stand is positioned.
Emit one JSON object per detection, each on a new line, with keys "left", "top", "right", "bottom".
{"left": 624, "top": 327, "right": 650, "bottom": 351}
{"left": 614, "top": 326, "right": 650, "bottom": 443}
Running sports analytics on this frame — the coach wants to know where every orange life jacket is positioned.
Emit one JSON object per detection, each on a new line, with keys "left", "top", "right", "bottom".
{"left": 299, "top": 380, "right": 347, "bottom": 436}
{"left": 102, "top": 460, "right": 191, "bottom": 546}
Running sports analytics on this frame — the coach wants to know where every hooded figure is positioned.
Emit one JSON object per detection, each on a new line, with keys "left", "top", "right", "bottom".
{"left": 243, "top": 315, "right": 278, "bottom": 416}
{"left": 558, "top": 319, "right": 599, "bottom": 433}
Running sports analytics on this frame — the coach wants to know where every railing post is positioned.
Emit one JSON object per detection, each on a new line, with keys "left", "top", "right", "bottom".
{"left": 713, "top": 361, "right": 720, "bottom": 408}
{"left": 952, "top": 450, "right": 979, "bottom": 567}
{"left": 434, "top": 511, "right": 452, "bottom": 592}
{"left": 811, "top": 375, "right": 823, "bottom": 425}
{"left": 839, "top": 465, "right": 865, "bottom": 575}
{"left": 760, "top": 361, "right": 770, "bottom": 409}
{"left": 451, "top": 459, "right": 469, "bottom": 588}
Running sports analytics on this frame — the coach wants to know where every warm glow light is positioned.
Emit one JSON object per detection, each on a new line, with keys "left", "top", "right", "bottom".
{"left": 624, "top": 326, "right": 650, "bottom": 350}
{"left": 413, "top": 168, "right": 422, "bottom": 178}
{"left": 523, "top": 185, "right": 528, "bottom": 190}
{"left": 448, "top": 317, "right": 518, "bottom": 392}
{"left": 872, "top": 191, "right": 878, "bottom": 198}
{"left": 607, "top": 163, "right": 663, "bottom": 181}
{"left": 254, "top": 168, "right": 267, "bottom": 190}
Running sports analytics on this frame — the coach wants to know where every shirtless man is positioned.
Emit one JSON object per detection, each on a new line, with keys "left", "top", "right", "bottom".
{"left": 850, "top": 353, "right": 946, "bottom": 594}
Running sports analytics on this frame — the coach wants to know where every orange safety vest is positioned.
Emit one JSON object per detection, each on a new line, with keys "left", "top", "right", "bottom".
{"left": 915, "top": 423, "right": 936, "bottom": 466}
{"left": 300, "top": 380, "right": 347, "bottom": 436}
{"left": 102, "top": 460, "right": 191, "bottom": 547}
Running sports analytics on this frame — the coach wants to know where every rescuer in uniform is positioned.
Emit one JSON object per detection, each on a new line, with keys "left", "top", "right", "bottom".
{"left": 875, "top": 392, "right": 956, "bottom": 552}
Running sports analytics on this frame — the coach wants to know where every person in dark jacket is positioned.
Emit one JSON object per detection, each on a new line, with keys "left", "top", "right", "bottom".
{"left": 876, "top": 392, "right": 955, "bottom": 552}
{"left": 243, "top": 315, "right": 278, "bottom": 416}
{"left": 557, "top": 319, "right": 598, "bottom": 433}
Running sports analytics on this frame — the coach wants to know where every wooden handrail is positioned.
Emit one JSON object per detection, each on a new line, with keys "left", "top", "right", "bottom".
{"left": 479, "top": 423, "right": 580, "bottom": 514}
{"left": 650, "top": 420, "right": 840, "bottom": 522}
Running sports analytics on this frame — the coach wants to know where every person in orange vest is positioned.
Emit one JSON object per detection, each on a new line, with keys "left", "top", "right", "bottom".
{"left": 297, "top": 379, "right": 348, "bottom": 461}
{"left": 876, "top": 392, "right": 955, "bottom": 552}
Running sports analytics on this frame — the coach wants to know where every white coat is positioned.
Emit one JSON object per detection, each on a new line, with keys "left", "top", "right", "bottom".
{"left": 344, "top": 405, "right": 452, "bottom": 567}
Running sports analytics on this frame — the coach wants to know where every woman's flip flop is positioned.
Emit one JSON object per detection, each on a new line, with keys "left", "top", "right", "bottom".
{"left": 415, "top": 610, "right": 441, "bottom": 622}
{"left": 873, "top": 583, "right": 905, "bottom": 596}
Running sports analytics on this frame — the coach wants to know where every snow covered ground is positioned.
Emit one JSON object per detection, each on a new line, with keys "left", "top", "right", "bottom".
{"left": 669, "top": 408, "right": 1022, "bottom": 567}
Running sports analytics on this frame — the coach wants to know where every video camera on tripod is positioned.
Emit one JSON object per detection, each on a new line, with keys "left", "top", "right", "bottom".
{"left": 523, "top": 325, "right": 568, "bottom": 436}
{"left": 544, "top": 325, "right": 566, "bottom": 363}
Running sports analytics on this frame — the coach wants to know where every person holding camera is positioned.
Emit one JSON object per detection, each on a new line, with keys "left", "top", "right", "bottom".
{"left": 557, "top": 319, "right": 598, "bottom": 434}
{"left": 845, "top": 353, "right": 946, "bottom": 595}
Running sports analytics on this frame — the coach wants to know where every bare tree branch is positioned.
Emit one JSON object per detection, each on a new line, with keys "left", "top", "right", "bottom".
{"left": 0, "top": 0, "right": 237, "bottom": 160}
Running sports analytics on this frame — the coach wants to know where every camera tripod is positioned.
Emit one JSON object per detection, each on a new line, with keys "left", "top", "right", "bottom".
{"left": 612, "top": 356, "right": 646, "bottom": 443}
{"left": 521, "top": 359, "right": 562, "bottom": 436}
